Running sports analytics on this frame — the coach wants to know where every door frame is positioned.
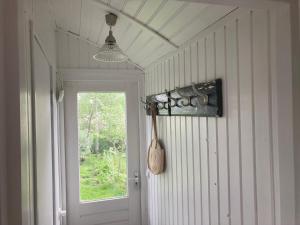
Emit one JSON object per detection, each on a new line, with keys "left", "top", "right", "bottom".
{"left": 58, "top": 68, "right": 147, "bottom": 225}
{"left": 31, "top": 35, "right": 56, "bottom": 225}
{"left": 30, "top": 21, "right": 60, "bottom": 225}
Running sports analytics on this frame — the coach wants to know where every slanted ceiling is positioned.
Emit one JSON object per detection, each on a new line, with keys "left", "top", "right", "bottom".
{"left": 52, "top": 0, "right": 236, "bottom": 68}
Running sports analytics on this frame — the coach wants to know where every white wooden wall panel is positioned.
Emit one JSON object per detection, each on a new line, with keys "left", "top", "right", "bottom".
{"left": 56, "top": 31, "right": 139, "bottom": 70}
{"left": 252, "top": 10, "right": 274, "bottom": 225}
{"left": 145, "top": 8, "right": 286, "bottom": 225}
{"left": 237, "top": 12, "right": 256, "bottom": 225}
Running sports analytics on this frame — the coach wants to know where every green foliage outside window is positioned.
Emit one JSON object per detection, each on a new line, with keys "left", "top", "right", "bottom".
{"left": 78, "top": 92, "right": 127, "bottom": 201}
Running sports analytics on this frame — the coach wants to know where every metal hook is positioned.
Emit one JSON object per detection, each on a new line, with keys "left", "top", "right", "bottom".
{"left": 140, "top": 97, "right": 147, "bottom": 105}
{"left": 140, "top": 97, "right": 150, "bottom": 110}
{"left": 152, "top": 96, "right": 168, "bottom": 110}
{"left": 170, "top": 95, "right": 180, "bottom": 108}
{"left": 191, "top": 83, "right": 209, "bottom": 105}
{"left": 176, "top": 87, "right": 194, "bottom": 107}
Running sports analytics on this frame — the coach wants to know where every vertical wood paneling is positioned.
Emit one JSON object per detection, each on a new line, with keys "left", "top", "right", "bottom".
{"left": 57, "top": 31, "right": 70, "bottom": 68}
{"left": 155, "top": 65, "right": 160, "bottom": 225}
{"left": 164, "top": 59, "right": 171, "bottom": 225}
{"left": 198, "top": 38, "right": 210, "bottom": 225}
{"left": 238, "top": 11, "right": 256, "bottom": 225}
{"left": 184, "top": 47, "right": 194, "bottom": 225}
{"left": 79, "top": 40, "right": 89, "bottom": 69}
{"left": 191, "top": 41, "right": 202, "bottom": 225}
{"left": 69, "top": 37, "right": 80, "bottom": 68}
{"left": 206, "top": 32, "right": 219, "bottom": 225}
{"left": 252, "top": 10, "right": 274, "bottom": 225}
{"left": 215, "top": 26, "right": 230, "bottom": 225}
{"left": 180, "top": 50, "right": 189, "bottom": 225}
{"left": 159, "top": 62, "right": 165, "bottom": 225}
{"left": 186, "top": 46, "right": 195, "bottom": 225}
{"left": 145, "top": 70, "right": 151, "bottom": 225}
{"left": 145, "top": 8, "right": 280, "bottom": 225}
{"left": 167, "top": 58, "right": 174, "bottom": 225}
{"left": 226, "top": 19, "right": 242, "bottom": 225}
{"left": 88, "top": 44, "right": 99, "bottom": 69}
{"left": 56, "top": 31, "right": 139, "bottom": 70}
{"left": 175, "top": 53, "right": 183, "bottom": 225}
{"left": 171, "top": 55, "right": 178, "bottom": 225}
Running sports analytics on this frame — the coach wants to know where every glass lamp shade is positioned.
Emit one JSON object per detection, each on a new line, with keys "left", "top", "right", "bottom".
{"left": 93, "top": 43, "right": 128, "bottom": 63}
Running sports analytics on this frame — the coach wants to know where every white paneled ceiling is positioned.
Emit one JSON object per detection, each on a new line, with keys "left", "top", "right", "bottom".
{"left": 51, "top": 0, "right": 236, "bottom": 68}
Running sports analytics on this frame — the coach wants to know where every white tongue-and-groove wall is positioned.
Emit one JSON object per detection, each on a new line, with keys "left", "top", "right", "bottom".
{"left": 145, "top": 8, "right": 293, "bottom": 225}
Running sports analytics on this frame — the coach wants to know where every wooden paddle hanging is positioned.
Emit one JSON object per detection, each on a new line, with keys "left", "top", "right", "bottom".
{"left": 147, "top": 104, "right": 165, "bottom": 175}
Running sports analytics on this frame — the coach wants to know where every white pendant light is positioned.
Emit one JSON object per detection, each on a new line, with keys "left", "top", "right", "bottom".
{"left": 93, "top": 13, "right": 128, "bottom": 63}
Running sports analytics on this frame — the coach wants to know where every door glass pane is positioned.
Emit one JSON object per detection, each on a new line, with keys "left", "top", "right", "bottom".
{"left": 78, "top": 92, "right": 127, "bottom": 202}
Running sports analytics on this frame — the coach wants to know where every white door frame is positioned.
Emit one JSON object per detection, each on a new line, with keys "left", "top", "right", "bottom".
{"left": 31, "top": 36, "right": 55, "bottom": 225}
{"left": 30, "top": 21, "right": 60, "bottom": 225}
{"left": 59, "top": 68, "right": 147, "bottom": 225}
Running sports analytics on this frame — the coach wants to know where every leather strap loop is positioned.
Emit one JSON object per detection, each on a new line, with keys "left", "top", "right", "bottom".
{"left": 150, "top": 104, "right": 158, "bottom": 141}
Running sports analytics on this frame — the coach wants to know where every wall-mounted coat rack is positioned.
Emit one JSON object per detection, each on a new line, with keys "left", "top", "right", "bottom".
{"left": 141, "top": 79, "right": 223, "bottom": 117}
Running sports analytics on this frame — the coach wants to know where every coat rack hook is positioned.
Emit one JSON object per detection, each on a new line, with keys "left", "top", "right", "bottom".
{"left": 191, "top": 83, "right": 209, "bottom": 105}
{"left": 176, "top": 87, "right": 194, "bottom": 107}
{"left": 152, "top": 96, "right": 168, "bottom": 110}
{"left": 169, "top": 95, "right": 179, "bottom": 107}
{"left": 140, "top": 97, "right": 150, "bottom": 110}
{"left": 140, "top": 97, "right": 147, "bottom": 104}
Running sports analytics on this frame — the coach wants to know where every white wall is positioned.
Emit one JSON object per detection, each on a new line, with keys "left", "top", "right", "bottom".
{"left": 56, "top": 31, "right": 140, "bottom": 70}
{"left": 145, "top": 7, "right": 294, "bottom": 225}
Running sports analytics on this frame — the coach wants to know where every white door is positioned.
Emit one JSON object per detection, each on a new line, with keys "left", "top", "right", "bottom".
{"left": 64, "top": 80, "right": 141, "bottom": 225}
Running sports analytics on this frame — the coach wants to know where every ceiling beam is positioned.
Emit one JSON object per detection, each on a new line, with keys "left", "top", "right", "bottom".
{"left": 90, "top": 0, "right": 179, "bottom": 50}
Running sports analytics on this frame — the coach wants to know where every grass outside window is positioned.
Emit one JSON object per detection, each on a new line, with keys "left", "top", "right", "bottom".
{"left": 78, "top": 92, "right": 127, "bottom": 202}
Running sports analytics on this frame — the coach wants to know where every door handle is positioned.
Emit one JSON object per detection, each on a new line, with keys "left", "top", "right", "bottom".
{"left": 57, "top": 208, "right": 66, "bottom": 221}
{"left": 128, "top": 171, "right": 140, "bottom": 186}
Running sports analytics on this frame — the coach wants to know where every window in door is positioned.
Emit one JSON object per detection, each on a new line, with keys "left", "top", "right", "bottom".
{"left": 77, "top": 92, "right": 127, "bottom": 202}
